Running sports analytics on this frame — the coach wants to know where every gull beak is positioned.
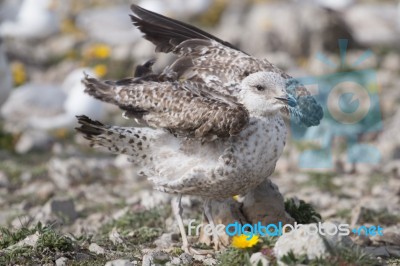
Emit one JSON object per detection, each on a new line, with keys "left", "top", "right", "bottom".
{"left": 275, "top": 94, "right": 297, "bottom": 107}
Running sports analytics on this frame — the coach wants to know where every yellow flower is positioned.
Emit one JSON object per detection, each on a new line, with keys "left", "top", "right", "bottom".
{"left": 93, "top": 64, "right": 108, "bottom": 77}
{"left": 11, "top": 61, "right": 27, "bottom": 86}
{"left": 85, "top": 44, "right": 111, "bottom": 59}
{"left": 232, "top": 195, "right": 239, "bottom": 201}
{"left": 231, "top": 234, "right": 259, "bottom": 249}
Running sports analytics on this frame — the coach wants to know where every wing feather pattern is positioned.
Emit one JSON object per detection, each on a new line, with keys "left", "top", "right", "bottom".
{"left": 130, "top": 4, "right": 323, "bottom": 127}
{"left": 130, "top": 5, "right": 241, "bottom": 53}
{"left": 82, "top": 75, "right": 249, "bottom": 140}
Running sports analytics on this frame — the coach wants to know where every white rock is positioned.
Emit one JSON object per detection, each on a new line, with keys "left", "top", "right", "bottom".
{"left": 169, "top": 257, "right": 181, "bottom": 265}
{"left": 142, "top": 250, "right": 170, "bottom": 266}
{"left": 109, "top": 228, "right": 124, "bottom": 245}
{"left": 7, "top": 231, "right": 39, "bottom": 249}
{"left": 250, "top": 252, "right": 270, "bottom": 266}
{"left": 203, "top": 257, "right": 217, "bottom": 266}
{"left": 105, "top": 259, "right": 134, "bottom": 266}
{"left": 179, "top": 253, "right": 193, "bottom": 265}
{"left": 273, "top": 222, "right": 353, "bottom": 262}
{"left": 55, "top": 257, "right": 68, "bottom": 266}
{"left": 88, "top": 243, "right": 105, "bottom": 255}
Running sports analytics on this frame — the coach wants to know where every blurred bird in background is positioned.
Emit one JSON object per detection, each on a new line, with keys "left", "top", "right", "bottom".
{"left": 0, "top": 0, "right": 59, "bottom": 40}
{"left": 0, "top": 39, "right": 12, "bottom": 108}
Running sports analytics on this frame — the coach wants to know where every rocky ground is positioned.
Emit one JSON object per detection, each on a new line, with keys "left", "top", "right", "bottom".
{"left": 0, "top": 0, "right": 400, "bottom": 265}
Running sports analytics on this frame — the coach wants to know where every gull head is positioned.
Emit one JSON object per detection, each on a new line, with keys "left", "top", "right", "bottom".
{"left": 239, "top": 71, "right": 297, "bottom": 116}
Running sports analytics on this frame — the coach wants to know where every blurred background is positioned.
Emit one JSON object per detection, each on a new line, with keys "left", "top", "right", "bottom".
{"left": 0, "top": 0, "right": 399, "bottom": 264}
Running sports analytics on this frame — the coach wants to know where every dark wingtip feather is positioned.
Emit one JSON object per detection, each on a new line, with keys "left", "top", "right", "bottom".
{"left": 134, "top": 58, "right": 156, "bottom": 78}
{"left": 75, "top": 115, "right": 106, "bottom": 136}
{"left": 81, "top": 75, "right": 117, "bottom": 105}
{"left": 129, "top": 4, "right": 243, "bottom": 53}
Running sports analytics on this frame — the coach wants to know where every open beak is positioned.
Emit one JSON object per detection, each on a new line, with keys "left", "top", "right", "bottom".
{"left": 275, "top": 94, "right": 297, "bottom": 107}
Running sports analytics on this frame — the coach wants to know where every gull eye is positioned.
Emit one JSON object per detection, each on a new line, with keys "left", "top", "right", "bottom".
{"left": 255, "top": 85, "right": 265, "bottom": 91}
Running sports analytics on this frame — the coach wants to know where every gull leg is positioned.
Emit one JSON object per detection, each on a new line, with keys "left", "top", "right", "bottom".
{"left": 171, "top": 194, "right": 190, "bottom": 253}
{"left": 204, "top": 199, "right": 221, "bottom": 250}
{"left": 171, "top": 195, "right": 214, "bottom": 255}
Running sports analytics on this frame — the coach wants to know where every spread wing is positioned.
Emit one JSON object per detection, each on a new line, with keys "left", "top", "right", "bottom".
{"left": 130, "top": 4, "right": 323, "bottom": 127}
{"left": 82, "top": 74, "right": 249, "bottom": 141}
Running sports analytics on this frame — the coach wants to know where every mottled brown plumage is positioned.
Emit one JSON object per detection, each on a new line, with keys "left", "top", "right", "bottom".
{"left": 130, "top": 4, "right": 323, "bottom": 127}
{"left": 76, "top": 5, "right": 323, "bottom": 253}
{"left": 83, "top": 75, "right": 248, "bottom": 141}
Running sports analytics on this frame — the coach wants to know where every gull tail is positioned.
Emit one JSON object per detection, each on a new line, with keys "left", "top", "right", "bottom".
{"left": 75, "top": 115, "right": 155, "bottom": 166}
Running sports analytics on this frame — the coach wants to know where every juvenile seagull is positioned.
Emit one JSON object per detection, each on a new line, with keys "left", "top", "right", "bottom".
{"left": 76, "top": 5, "right": 323, "bottom": 253}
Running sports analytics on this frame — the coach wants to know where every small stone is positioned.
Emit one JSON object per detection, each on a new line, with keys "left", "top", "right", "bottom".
{"left": 75, "top": 253, "right": 92, "bottom": 261}
{"left": 154, "top": 233, "right": 180, "bottom": 249}
{"left": 88, "top": 243, "right": 105, "bottom": 255}
{"left": 7, "top": 231, "right": 40, "bottom": 249}
{"left": 169, "top": 257, "right": 181, "bottom": 265}
{"left": 109, "top": 228, "right": 124, "bottom": 245}
{"left": 386, "top": 246, "right": 400, "bottom": 258}
{"left": 153, "top": 250, "right": 170, "bottom": 262}
{"left": 273, "top": 222, "right": 353, "bottom": 261}
{"left": 179, "top": 253, "right": 193, "bottom": 264}
{"left": 55, "top": 257, "right": 68, "bottom": 266}
{"left": 141, "top": 253, "right": 153, "bottom": 266}
{"left": 364, "top": 246, "right": 390, "bottom": 258}
{"left": 45, "top": 198, "right": 78, "bottom": 223}
{"left": 370, "top": 231, "right": 400, "bottom": 246}
{"left": 36, "top": 182, "right": 55, "bottom": 201}
{"left": 203, "top": 257, "right": 217, "bottom": 266}
{"left": 142, "top": 250, "right": 170, "bottom": 266}
{"left": 192, "top": 254, "right": 206, "bottom": 261}
{"left": 0, "top": 171, "right": 9, "bottom": 188}
{"left": 105, "top": 259, "right": 134, "bottom": 266}
{"left": 250, "top": 252, "right": 270, "bottom": 266}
